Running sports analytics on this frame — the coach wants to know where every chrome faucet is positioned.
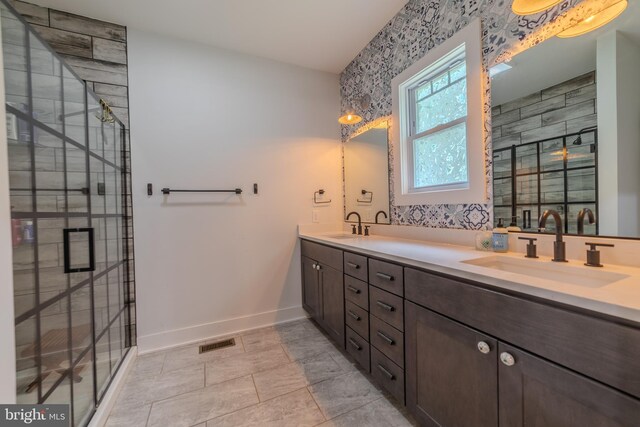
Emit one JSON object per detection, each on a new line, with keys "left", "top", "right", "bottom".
{"left": 539, "top": 209, "right": 567, "bottom": 262}
{"left": 577, "top": 208, "right": 595, "bottom": 235}
{"left": 375, "top": 210, "right": 388, "bottom": 224}
{"left": 346, "top": 211, "right": 363, "bottom": 235}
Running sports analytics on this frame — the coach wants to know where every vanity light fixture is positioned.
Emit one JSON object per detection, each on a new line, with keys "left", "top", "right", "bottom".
{"left": 339, "top": 95, "right": 370, "bottom": 125}
{"left": 557, "top": 0, "right": 628, "bottom": 38}
{"left": 511, "top": 0, "right": 564, "bottom": 16}
{"left": 338, "top": 112, "right": 363, "bottom": 125}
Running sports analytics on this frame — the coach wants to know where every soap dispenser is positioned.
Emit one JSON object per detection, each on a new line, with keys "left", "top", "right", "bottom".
{"left": 507, "top": 216, "right": 522, "bottom": 232}
{"left": 492, "top": 218, "right": 509, "bottom": 253}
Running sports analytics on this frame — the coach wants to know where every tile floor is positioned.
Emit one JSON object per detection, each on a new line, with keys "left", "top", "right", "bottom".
{"left": 105, "top": 318, "right": 416, "bottom": 426}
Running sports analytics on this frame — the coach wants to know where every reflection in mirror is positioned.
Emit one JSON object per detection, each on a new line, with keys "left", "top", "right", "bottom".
{"left": 490, "top": 2, "right": 639, "bottom": 238}
{"left": 344, "top": 121, "right": 391, "bottom": 224}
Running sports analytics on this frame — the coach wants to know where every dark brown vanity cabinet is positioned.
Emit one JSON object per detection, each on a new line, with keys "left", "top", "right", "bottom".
{"left": 498, "top": 342, "right": 640, "bottom": 427}
{"left": 301, "top": 240, "right": 344, "bottom": 345}
{"left": 405, "top": 268, "right": 640, "bottom": 427}
{"left": 343, "top": 251, "right": 372, "bottom": 372}
{"left": 302, "top": 256, "right": 321, "bottom": 317}
{"left": 301, "top": 239, "right": 640, "bottom": 426}
{"left": 405, "top": 302, "right": 498, "bottom": 427}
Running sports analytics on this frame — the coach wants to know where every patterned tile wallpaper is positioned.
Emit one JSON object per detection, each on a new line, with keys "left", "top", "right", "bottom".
{"left": 340, "top": 0, "right": 616, "bottom": 230}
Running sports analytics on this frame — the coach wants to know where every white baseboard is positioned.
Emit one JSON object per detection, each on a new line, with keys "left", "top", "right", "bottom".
{"left": 137, "top": 305, "right": 308, "bottom": 355}
{"left": 89, "top": 346, "right": 137, "bottom": 427}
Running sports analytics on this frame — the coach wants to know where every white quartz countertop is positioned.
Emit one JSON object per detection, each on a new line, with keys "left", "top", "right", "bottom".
{"left": 299, "top": 231, "right": 640, "bottom": 325}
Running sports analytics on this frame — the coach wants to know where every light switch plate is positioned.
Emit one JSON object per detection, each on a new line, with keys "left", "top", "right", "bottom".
{"left": 312, "top": 210, "right": 319, "bottom": 223}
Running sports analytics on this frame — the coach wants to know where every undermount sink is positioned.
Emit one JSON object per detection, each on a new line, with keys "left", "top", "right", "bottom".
{"left": 462, "top": 255, "right": 628, "bottom": 288}
{"left": 324, "top": 233, "right": 359, "bottom": 239}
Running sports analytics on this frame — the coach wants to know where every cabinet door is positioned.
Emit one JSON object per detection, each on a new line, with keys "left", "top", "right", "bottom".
{"left": 319, "top": 264, "right": 344, "bottom": 346}
{"left": 302, "top": 256, "right": 320, "bottom": 318}
{"left": 499, "top": 343, "right": 640, "bottom": 427}
{"left": 405, "top": 302, "right": 498, "bottom": 427}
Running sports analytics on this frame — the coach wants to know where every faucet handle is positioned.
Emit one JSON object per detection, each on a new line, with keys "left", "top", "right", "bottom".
{"left": 364, "top": 225, "right": 370, "bottom": 236}
{"left": 585, "top": 242, "right": 614, "bottom": 250}
{"left": 584, "top": 242, "right": 615, "bottom": 267}
{"left": 518, "top": 237, "right": 537, "bottom": 242}
{"left": 518, "top": 237, "right": 538, "bottom": 259}
{"left": 351, "top": 224, "right": 357, "bottom": 235}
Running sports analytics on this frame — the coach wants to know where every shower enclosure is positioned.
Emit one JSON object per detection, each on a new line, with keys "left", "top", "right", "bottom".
{"left": 493, "top": 128, "right": 598, "bottom": 235}
{"left": 2, "top": 2, "right": 132, "bottom": 426}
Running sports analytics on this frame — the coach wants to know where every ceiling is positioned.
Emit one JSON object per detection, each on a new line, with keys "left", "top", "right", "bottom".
{"left": 492, "top": 0, "right": 640, "bottom": 105}
{"left": 28, "top": 0, "right": 408, "bottom": 73}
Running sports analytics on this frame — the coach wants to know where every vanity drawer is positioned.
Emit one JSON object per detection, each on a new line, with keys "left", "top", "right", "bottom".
{"left": 370, "top": 314, "right": 404, "bottom": 368}
{"left": 344, "top": 252, "right": 368, "bottom": 281}
{"left": 405, "top": 267, "right": 640, "bottom": 399}
{"left": 370, "top": 286, "right": 404, "bottom": 332}
{"left": 301, "top": 239, "right": 343, "bottom": 272}
{"left": 371, "top": 346, "right": 405, "bottom": 404}
{"left": 346, "top": 327, "right": 370, "bottom": 372}
{"left": 344, "top": 275, "right": 368, "bottom": 309}
{"left": 346, "top": 300, "right": 369, "bottom": 340}
{"left": 369, "top": 258, "right": 403, "bottom": 296}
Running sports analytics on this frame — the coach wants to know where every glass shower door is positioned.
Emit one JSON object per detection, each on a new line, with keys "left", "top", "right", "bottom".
{"left": 2, "top": 2, "right": 131, "bottom": 425}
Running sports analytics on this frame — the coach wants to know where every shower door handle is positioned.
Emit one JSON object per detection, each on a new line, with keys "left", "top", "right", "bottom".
{"left": 63, "top": 228, "right": 96, "bottom": 273}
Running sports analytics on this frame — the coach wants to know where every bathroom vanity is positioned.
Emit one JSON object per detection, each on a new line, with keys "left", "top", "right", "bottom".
{"left": 300, "top": 233, "right": 640, "bottom": 426}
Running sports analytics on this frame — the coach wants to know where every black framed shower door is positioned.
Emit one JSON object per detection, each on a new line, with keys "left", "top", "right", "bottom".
{"left": 2, "top": 2, "right": 133, "bottom": 426}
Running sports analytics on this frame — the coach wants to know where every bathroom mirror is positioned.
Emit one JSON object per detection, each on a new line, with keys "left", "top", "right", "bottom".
{"left": 344, "top": 121, "right": 391, "bottom": 224}
{"left": 490, "top": 2, "right": 639, "bottom": 239}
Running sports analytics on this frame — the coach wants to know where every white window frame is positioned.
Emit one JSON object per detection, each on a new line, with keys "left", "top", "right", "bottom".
{"left": 392, "top": 19, "right": 486, "bottom": 205}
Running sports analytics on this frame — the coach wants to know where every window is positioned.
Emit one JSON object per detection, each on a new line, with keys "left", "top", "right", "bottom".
{"left": 408, "top": 46, "right": 468, "bottom": 191}
{"left": 392, "top": 19, "right": 485, "bottom": 205}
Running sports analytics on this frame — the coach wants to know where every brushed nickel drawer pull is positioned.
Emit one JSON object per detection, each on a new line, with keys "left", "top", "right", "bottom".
{"left": 376, "top": 300, "right": 395, "bottom": 312}
{"left": 349, "top": 338, "right": 362, "bottom": 351}
{"left": 376, "top": 272, "right": 394, "bottom": 281}
{"left": 348, "top": 310, "right": 361, "bottom": 321}
{"left": 377, "top": 330, "right": 395, "bottom": 345}
{"left": 347, "top": 285, "right": 361, "bottom": 294}
{"left": 377, "top": 364, "right": 395, "bottom": 380}
{"left": 347, "top": 262, "right": 360, "bottom": 269}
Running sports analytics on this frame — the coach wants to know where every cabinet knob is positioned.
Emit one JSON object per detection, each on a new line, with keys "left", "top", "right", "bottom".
{"left": 500, "top": 352, "right": 516, "bottom": 366}
{"left": 477, "top": 341, "right": 491, "bottom": 354}
{"left": 312, "top": 263, "right": 317, "bottom": 269}
{"left": 316, "top": 265, "right": 321, "bottom": 271}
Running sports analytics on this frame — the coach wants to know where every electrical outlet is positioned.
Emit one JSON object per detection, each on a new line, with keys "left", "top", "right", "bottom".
{"left": 312, "top": 210, "right": 320, "bottom": 223}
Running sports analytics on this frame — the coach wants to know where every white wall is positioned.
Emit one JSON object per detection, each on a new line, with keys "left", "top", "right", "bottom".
{"left": 597, "top": 31, "right": 640, "bottom": 236}
{"left": 0, "top": 20, "right": 17, "bottom": 403}
{"left": 127, "top": 30, "right": 342, "bottom": 352}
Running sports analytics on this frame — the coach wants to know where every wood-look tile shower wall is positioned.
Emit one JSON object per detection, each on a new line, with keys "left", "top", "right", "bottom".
{"left": 10, "top": 0, "right": 136, "bottom": 343}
